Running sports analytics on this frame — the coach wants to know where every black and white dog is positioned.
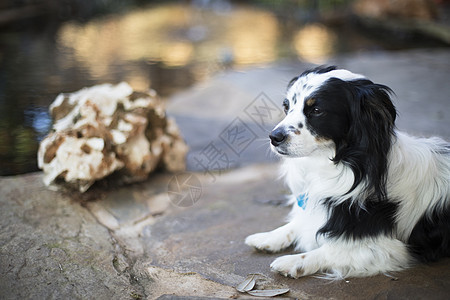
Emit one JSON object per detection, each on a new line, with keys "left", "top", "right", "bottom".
{"left": 245, "top": 66, "right": 450, "bottom": 278}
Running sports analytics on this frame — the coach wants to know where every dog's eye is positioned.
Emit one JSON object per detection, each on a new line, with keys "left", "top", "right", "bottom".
{"left": 283, "top": 99, "right": 290, "bottom": 114}
{"left": 310, "top": 107, "right": 324, "bottom": 116}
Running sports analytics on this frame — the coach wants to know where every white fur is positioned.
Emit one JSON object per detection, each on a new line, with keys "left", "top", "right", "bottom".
{"left": 388, "top": 132, "right": 450, "bottom": 241}
{"left": 269, "top": 236, "right": 410, "bottom": 279}
{"left": 289, "top": 69, "right": 365, "bottom": 101}
{"left": 246, "top": 69, "right": 450, "bottom": 279}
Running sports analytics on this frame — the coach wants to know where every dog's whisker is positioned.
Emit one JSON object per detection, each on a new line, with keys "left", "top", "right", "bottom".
{"left": 254, "top": 137, "right": 270, "bottom": 143}
{"left": 255, "top": 142, "right": 270, "bottom": 151}
{"left": 265, "top": 147, "right": 277, "bottom": 159}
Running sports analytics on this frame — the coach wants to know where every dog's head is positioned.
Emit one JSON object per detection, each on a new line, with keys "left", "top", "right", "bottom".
{"left": 271, "top": 66, "right": 397, "bottom": 196}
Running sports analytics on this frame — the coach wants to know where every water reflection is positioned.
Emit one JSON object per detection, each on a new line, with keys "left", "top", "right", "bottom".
{"left": 57, "top": 3, "right": 281, "bottom": 78}
{"left": 226, "top": 8, "right": 278, "bottom": 64}
{"left": 294, "top": 23, "right": 337, "bottom": 63}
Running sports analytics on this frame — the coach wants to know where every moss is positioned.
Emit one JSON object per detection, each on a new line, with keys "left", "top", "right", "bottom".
{"left": 130, "top": 291, "right": 143, "bottom": 299}
{"left": 45, "top": 242, "right": 63, "bottom": 249}
{"left": 112, "top": 255, "right": 120, "bottom": 273}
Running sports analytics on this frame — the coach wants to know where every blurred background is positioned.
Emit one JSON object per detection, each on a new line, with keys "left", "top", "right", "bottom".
{"left": 1, "top": 0, "right": 449, "bottom": 176}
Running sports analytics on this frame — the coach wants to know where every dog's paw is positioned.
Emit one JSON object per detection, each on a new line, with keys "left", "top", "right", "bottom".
{"left": 245, "top": 231, "right": 292, "bottom": 253}
{"left": 270, "top": 253, "right": 319, "bottom": 278}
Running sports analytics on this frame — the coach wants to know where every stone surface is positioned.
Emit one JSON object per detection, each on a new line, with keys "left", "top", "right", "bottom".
{"left": 38, "top": 82, "right": 188, "bottom": 192}
{"left": 0, "top": 173, "right": 136, "bottom": 299}
{"left": 1, "top": 49, "right": 450, "bottom": 299}
{"left": 1, "top": 166, "right": 449, "bottom": 299}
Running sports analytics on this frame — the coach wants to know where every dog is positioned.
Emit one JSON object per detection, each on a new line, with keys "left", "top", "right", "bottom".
{"left": 245, "top": 66, "right": 450, "bottom": 279}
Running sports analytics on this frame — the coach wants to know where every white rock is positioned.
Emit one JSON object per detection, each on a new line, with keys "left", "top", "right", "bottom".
{"left": 38, "top": 82, "right": 188, "bottom": 192}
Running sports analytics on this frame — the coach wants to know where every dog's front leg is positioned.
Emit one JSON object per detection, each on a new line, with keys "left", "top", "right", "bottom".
{"left": 245, "top": 222, "right": 298, "bottom": 253}
{"left": 270, "top": 236, "right": 410, "bottom": 278}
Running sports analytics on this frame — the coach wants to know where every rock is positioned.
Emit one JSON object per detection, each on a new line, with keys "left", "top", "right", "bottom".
{"left": 38, "top": 82, "right": 188, "bottom": 192}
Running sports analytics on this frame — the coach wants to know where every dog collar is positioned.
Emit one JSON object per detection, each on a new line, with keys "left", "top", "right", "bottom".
{"left": 297, "top": 193, "right": 308, "bottom": 209}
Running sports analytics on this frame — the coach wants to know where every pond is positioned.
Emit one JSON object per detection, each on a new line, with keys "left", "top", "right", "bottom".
{"left": 0, "top": 1, "right": 447, "bottom": 175}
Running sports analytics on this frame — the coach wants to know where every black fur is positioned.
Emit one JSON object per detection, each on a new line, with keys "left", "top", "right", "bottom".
{"left": 300, "top": 65, "right": 337, "bottom": 77}
{"left": 299, "top": 69, "right": 400, "bottom": 242}
{"left": 408, "top": 205, "right": 450, "bottom": 262}
{"left": 287, "top": 76, "right": 299, "bottom": 90}
{"left": 318, "top": 199, "right": 399, "bottom": 240}
{"left": 304, "top": 77, "right": 396, "bottom": 200}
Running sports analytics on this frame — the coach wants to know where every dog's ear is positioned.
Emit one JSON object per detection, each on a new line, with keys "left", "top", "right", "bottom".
{"left": 333, "top": 79, "right": 396, "bottom": 199}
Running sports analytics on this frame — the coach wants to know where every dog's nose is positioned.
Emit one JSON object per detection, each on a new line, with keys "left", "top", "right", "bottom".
{"left": 270, "top": 128, "right": 287, "bottom": 146}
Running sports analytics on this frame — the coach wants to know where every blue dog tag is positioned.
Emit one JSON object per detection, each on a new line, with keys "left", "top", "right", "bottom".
{"left": 297, "top": 193, "right": 308, "bottom": 209}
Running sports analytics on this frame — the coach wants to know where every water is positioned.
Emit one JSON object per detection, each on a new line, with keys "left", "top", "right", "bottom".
{"left": 0, "top": 1, "right": 447, "bottom": 176}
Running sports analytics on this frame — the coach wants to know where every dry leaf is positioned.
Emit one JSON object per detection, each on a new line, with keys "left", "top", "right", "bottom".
{"left": 235, "top": 274, "right": 256, "bottom": 292}
{"left": 247, "top": 288, "right": 290, "bottom": 297}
